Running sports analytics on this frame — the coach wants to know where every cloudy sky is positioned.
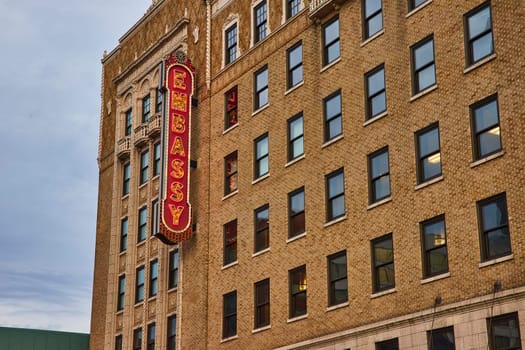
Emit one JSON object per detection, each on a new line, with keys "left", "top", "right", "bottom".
{"left": 0, "top": 0, "right": 150, "bottom": 333}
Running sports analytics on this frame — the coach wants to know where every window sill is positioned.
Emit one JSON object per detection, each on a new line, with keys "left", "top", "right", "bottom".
{"left": 223, "top": 123, "right": 239, "bottom": 135}
{"left": 151, "top": 175, "right": 160, "bottom": 181}
{"left": 367, "top": 197, "right": 392, "bottom": 210}
{"left": 220, "top": 335, "right": 238, "bottom": 343}
{"left": 222, "top": 190, "right": 239, "bottom": 201}
{"left": 421, "top": 272, "right": 450, "bottom": 285}
{"left": 326, "top": 302, "right": 349, "bottom": 312}
{"left": 324, "top": 215, "right": 347, "bottom": 228}
{"left": 221, "top": 261, "right": 238, "bottom": 271}
{"left": 252, "top": 247, "right": 270, "bottom": 258}
{"left": 415, "top": 175, "right": 444, "bottom": 191}
{"left": 321, "top": 135, "right": 344, "bottom": 149}
{"left": 361, "top": 29, "right": 384, "bottom": 47}
{"left": 134, "top": 300, "right": 144, "bottom": 306}
{"left": 252, "top": 173, "right": 270, "bottom": 185}
{"left": 285, "top": 154, "right": 305, "bottom": 168}
{"left": 252, "top": 325, "right": 271, "bottom": 334}
{"left": 119, "top": 250, "right": 127, "bottom": 257}
{"left": 363, "top": 111, "right": 388, "bottom": 127}
{"left": 138, "top": 182, "right": 148, "bottom": 190}
{"left": 286, "top": 231, "right": 306, "bottom": 244}
{"left": 410, "top": 84, "right": 438, "bottom": 102}
{"left": 252, "top": 103, "right": 270, "bottom": 117}
{"left": 285, "top": 81, "right": 304, "bottom": 96}
{"left": 479, "top": 254, "right": 513, "bottom": 268}
{"left": 121, "top": 194, "right": 130, "bottom": 200}
{"left": 167, "top": 286, "right": 178, "bottom": 293}
{"left": 137, "top": 240, "right": 146, "bottom": 247}
{"left": 406, "top": 0, "right": 432, "bottom": 18}
{"left": 116, "top": 310, "right": 124, "bottom": 315}
{"left": 287, "top": 314, "right": 308, "bottom": 323}
{"left": 320, "top": 57, "right": 341, "bottom": 73}
{"left": 470, "top": 150, "right": 504, "bottom": 168}
{"left": 147, "top": 295, "right": 157, "bottom": 302}
{"left": 371, "top": 288, "right": 396, "bottom": 299}
{"left": 464, "top": 53, "right": 497, "bottom": 74}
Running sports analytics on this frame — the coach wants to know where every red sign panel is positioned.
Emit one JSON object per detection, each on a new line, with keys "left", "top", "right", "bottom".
{"left": 158, "top": 54, "right": 195, "bottom": 244}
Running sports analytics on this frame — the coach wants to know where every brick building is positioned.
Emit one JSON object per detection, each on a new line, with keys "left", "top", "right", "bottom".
{"left": 90, "top": 0, "right": 525, "bottom": 349}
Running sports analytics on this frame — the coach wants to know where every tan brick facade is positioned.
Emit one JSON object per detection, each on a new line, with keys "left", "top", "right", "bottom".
{"left": 91, "top": 0, "right": 525, "bottom": 349}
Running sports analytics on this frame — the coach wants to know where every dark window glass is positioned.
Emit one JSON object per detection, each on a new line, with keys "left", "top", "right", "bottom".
{"left": 376, "top": 338, "right": 399, "bottom": 350}
{"left": 122, "top": 163, "right": 130, "bottom": 196}
{"left": 225, "top": 86, "right": 238, "bottom": 129}
{"left": 117, "top": 275, "right": 125, "bottom": 311}
{"left": 371, "top": 233, "right": 395, "bottom": 293}
{"left": 135, "top": 266, "right": 145, "bottom": 303}
{"left": 254, "top": 279, "right": 270, "bottom": 329}
{"left": 324, "top": 90, "right": 342, "bottom": 142}
{"left": 478, "top": 193, "right": 511, "bottom": 261}
{"left": 140, "top": 150, "right": 149, "bottom": 185}
{"left": 465, "top": 3, "right": 494, "bottom": 65}
{"left": 288, "top": 113, "right": 304, "bottom": 161}
{"left": 147, "top": 323, "right": 155, "bottom": 350}
{"left": 153, "top": 142, "right": 161, "bottom": 177}
{"left": 363, "top": 0, "right": 383, "bottom": 39}
{"left": 289, "top": 265, "right": 307, "bottom": 318}
{"left": 322, "top": 17, "right": 340, "bottom": 66}
{"left": 254, "top": 205, "right": 269, "bottom": 253}
{"left": 287, "top": 42, "right": 303, "bottom": 89}
{"left": 138, "top": 206, "right": 147, "bottom": 242}
{"left": 254, "top": 1, "right": 267, "bottom": 43}
{"left": 416, "top": 123, "right": 442, "bottom": 183}
{"left": 289, "top": 187, "right": 305, "bottom": 238}
{"left": 142, "top": 94, "right": 151, "bottom": 123}
{"left": 120, "top": 217, "right": 128, "bottom": 252}
{"left": 428, "top": 327, "right": 455, "bottom": 350}
{"left": 326, "top": 169, "right": 345, "bottom": 221}
{"left": 149, "top": 259, "right": 158, "bottom": 298}
{"left": 223, "top": 291, "right": 237, "bottom": 339}
{"left": 167, "top": 315, "right": 177, "bottom": 350}
{"left": 488, "top": 312, "right": 521, "bottom": 350}
{"left": 366, "top": 64, "right": 387, "bottom": 119}
{"left": 368, "top": 148, "right": 391, "bottom": 203}
{"left": 151, "top": 199, "right": 159, "bottom": 237}
{"left": 254, "top": 66, "right": 269, "bottom": 110}
{"left": 133, "top": 328, "right": 142, "bottom": 350}
{"left": 169, "top": 250, "right": 179, "bottom": 289}
{"left": 224, "top": 151, "right": 238, "bottom": 195}
{"left": 225, "top": 23, "right": 237, "bottom": 65}
{"left": 125, "top": 109, "right": 133, "bottom": 136}
{"left": 287, "top": 0, "right": 301, "bottom": 18}
{"left": 420, "top": 215, "right": 448, "bottom": 278}
{"left": 155, "top": 88, "right": 162, "bottom": 113}
{"left": 411, "top": 36, "right": 436, "bottom": 94}
{"left": 409, "top": 0, "right": 429, "bottom": 11}
{"left": 115, "top": 335, "right": 123, "bottom": 350}
{"left": 254, "top": 134, "right": 269, "bottom": 179}
{"left": 471, "top": 95, "right": 501, "bottom": 160}
{"left": 224, "top": 220, "right": 237, "bottom": 266}
{"left": 328, "top": 251, "right": 348, "bottom": 306}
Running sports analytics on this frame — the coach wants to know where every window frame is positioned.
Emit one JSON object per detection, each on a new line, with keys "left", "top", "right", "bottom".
{"left": 365, "top": 64, "right": 387, "bottom": 120}
{"left": 288, "top": 187, "right": 306, "bottom": 238}
{"left": 289, "top": 265, "right": 307, "bottom": 318}
{"left": 115, "top": 335, "right": 123, "bottom": 350}
{"left": 125, "top": 108, "right": 133, "bottom": 136}
{"left": 327, "top": 250, "right": 348, "bottom": 307}
{"left": 415, "top": 122, "right": 442, "bottom": 184}
{"left": 368, "top": 147, "right": 391, "bottom": 204}
{"left": 225, "top": 22, "right": 238, "bottom": 65}
{"left": 487, "top": 312, "right": 521, "bottom": 350}
{"left": 254, "top": 65, "right": 269, "bottom": 111}
{"left": 151, "top": 199, "right": 159, "bottom": 238}
{"left": 142, "top": 94, "right": 151, "bottom": 123}
{"left": 138, "top": 206, "right": 147, "bottom": 242}
{"left": 254, "top": 133, "right": 269, "bottom": 179}
{"left": 117, "top": 274, "right": 125, "bottom": 311}
{"left": 155, "top": 88, "right": 162, "bottom": 114}
{"left": 167, "top": 315, "right": 177, "bottom": 350}
{"left": 409, "top": 0, "right": 430, "bottom": 11}
{"left": 286, "top": 0, "right": 301, "bottom": 19}
{"left": 120, "top": 217, "right": 128, "bottom": 253}
{"left": 420, "top": 215, "right": 449, "bottom": 278}
{"left": 362, "top": 0, "right": 383, "bottom": 40}
{"left": 371, "top": 233, "right": 395, "bottom": 293}
{"left": 287, "top": 112, "right": 304, "bottom": 162}
{"left": 411, "top": 35, "right": 436, "bottom": 95}
{"left": 223, "top": 291, "right": 237, "bottom": 339}
{"left": 223, "top": 219, "right": 238, "bottom": 266}
{"left": 153, "top": 142, "right": 161, "bottom": 177}
{"left": 254, "top": 278, "right": 270, "bottom": 329}
{"left": 135, "top": 265, "right": 145, "bottom": 303}
{"left": 376, "top": 338, "right": 399, "bottom": 350}
{"left": 253, "top": 0, "right": 268, "bottom": 44}
{"left": 322, "top": 16, "right": 340, "bottom": 67}
{"left": 254, "top": 204, "right": 270, "bottom": 253}
{"left": 477, "top": 193, "right": 511, "bottom": 261}
{"left": 323, "top": 90, "right": 343, "bottom": 142}
{"left": 133, "top": 327, "right": 142, "bottom": 350}
{"left": 140, "top": 149, "right": 149, "bottom": 185}
{"left": 224, "top": 151, "right": 238, "bottom": 196}
{"left": 470, "top": 94, "right": 502, "bottom": 160}
{"left": 287, "top": 41, "right": 303, "bottom": 89}
{"left": 326, "top": 168, "right": 345, "bottom": 222}
{"left": 149, "top": 259, "right": 158, "bottom": 298}
{"left": 168, "top": 249, "right": 179, "bottom": 289}
{"left": 122, "top": 162, "right": 130, "bottom": 196}
{"left": 464, "top": 1, "right": 494, "bottom": 66}
{"left": 147, "top": 323, "right": 156, "bottom": 350}
{"left": 428, "top": 326, "right": 455, "bottom": 350}
{"left": 224, "top": 86, "right": 238, "bottom": 130}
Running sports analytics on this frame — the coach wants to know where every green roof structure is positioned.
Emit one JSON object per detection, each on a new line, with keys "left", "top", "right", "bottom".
{"left": 0, "top": 327, "right": 89, "bottom": 350}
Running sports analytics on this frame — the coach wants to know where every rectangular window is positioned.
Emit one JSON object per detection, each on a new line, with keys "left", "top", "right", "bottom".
{"left": 254, "top": 278, "right": 270, "bottom": 329}
{"left": 135, "top": 265, "right": 145, "bottom": 303}
{"left": 151, "top": 199, "right": 159, "bottom": 237}
{"left": 224, "top": 151, "right": 238, "bottom": 195}
{"left": 465, "top": 2, "right": 494, "bottom": 66}
{"left": 142, "top": 94, "right": 151, "bottom": 123}
{"left": 420, "top": 215, "right": 448, "bottom": 278}
{"left": 363, "top": 0, "right": 383, "bottom": 40}
{"left": 289, "top": 265, "right": 307, "bottom": 318}
{"left": 371, "top": 233, "right": 395, "bottom": 293}
{"left": 287, "top": 42, "right": 303, "bottom": 89}
{"left": 254, "top": 133, "right": 269, "bottom": 179}
{"left": 376, "top": 338, "right": 399, "bottom": 350}
{"left": 488, "top": 312, "right": 521, "bottom": 350}
{"left": 365, "top": 64, "right": 387, "bottom": 119}
{"left": 287, "top": 0, "right": 301, "bottom": 19}
{"left": 409, "top": 0, "right": 429, "bottom": 11}
{"left": 117, "top": 275, "right": 125, "bottom": 311}
{"left": 324, "top": 90, "right": 343, "bottom": 142}
{"left": 122, "top": 162, "right": 130, "bottom": 196}
{"left": 288, "top": 187, "right": 305, "bottom": 238}
{"left": 327, "top": 251, "right": 348, "bottom": 306}
{"left": 223, "top": 220, "right": 237, "bottom": 266}
{"left": 225, "top": 86, "right": 238, "bottom": 130}
{"left": 477, "top": 193, "right": 511, "bottom": 261}
{"left": 120, "top": 217, "right": 128, "bottom": 252}
{"left": 155, "top": 88, "right": 162, "bottom": 113}
{"left": 411, "top": 36, "right": 436, "bottom": 94}
{"left": 138, "top": 206, "right": 147, "bottom": 242}
{"left": 223, "top": 291, "right": 237, "bottom": 339}
{"left": 115, "top": 335, "right": 123, "bottom": 350}
{"left": 471, "top": 95, "right": 501, "bottom": 160}
{"left": 254, "top": 65, "right": 269, "bottom": 110}
{"left": 167, "top": 315, "right": 177, "bottom": 350}
{"left": 416, "top": 123, "right": 442, "bottom": 183}
{"left": 149, "top": 259, "right": 158, "bottom": 298}
{"left": 254, "top": 204, "right": 269, "bottom": 253}
{"left": 326, "top": 168, "right": 345, "bottom": 221}
{"left": 140, "top": 150, "right": 149, "bottom": 185}
{"left": 254, "top": 0, "right": 267, "bottom": 44}
{"left": 288, "top": 113, "right": 304, "bottom": 161}
{"left": 133, "top": 328, "right": 142, "bottom": 350}
{"left": 125, "top": 109, "right": 133, "bottom": 136}
{"left": 322, "top": 16, "right": 340, "bottom": 66}
{"left": 147, "top": 323, "right": 155, "bottom": 350}
{"left": 153, "top": 142, "right": 161, "bottom": 177}
{"left": 428, "top": 327, "right": 455, "bottom": 350}
{"left": 225, "top": 23, "right": 237, "bottom": 65}
{"left": 168, "top": 249, "right": 179, "bottom": 289}
{"left": 368, "top": 147, "right": 391, "bottom": 203}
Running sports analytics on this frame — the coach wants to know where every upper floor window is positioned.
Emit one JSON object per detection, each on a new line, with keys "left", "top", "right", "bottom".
{"left": 288, "top": 113, "right": 304, "bottom": 162}
{"left": 153, "top": 142, "right": 161, "bottom": 177}
{"left": 322, "top": 16, "right": 340, "bottom": 66}
{"left": 477, "top": 193, "right": 511, "bottom": 261}
{"left": 488, "top": 312, "right": 521, "bottom": 350}
{"left": 287, "top": 41, "right": 303, "bottom": 89}
{"left": 142, "top": 94, "right": 151, "bottom": 123}
{"left": 254, "top": 0, "right": 268, "bottom": 44}
{"left": 326, "top": 168, "right": 345, "bottom": 221}
{"left": 225, "top": 86, "right": 238, "bottom": 130}
{"left": 287, "top": 0, "right": 301, "bottom": 19}
{"left": 365, "top": 64, "right": 387, "bottom": 120}
{"left": 254, "top": 204, "right": 269, "bottom": 253}
{"left": 289, "top": 187, "right": 305, "bottom": 238}
{"left": 254, "top": 278, "right": 270, "bottom": 329}
{"left": 225, "top": 23, "right": 238, "bottom": 65}
{"left": 133, "top": 328, "right": 142, "bottom": 350}
{"left": 428, "top": 327, "right": 455, "bottom": 350}
{"left": 149, "top": 259, "right": 158, "bottom": 298}
{"left": 409, "top": 0, "right": 429, "bottom": 11}
{"left": 135, "top": 265, "right": 145, "bottom": 303}
{"left": 125, "top": 109, "right": 133, "bottom": 136}
{"left": 254, "top": 65, "right": 269, "bottom": 110}
{"left": 155, "top": 88, "right": 163, "bottom": 113}
{"left": 120, "top": 217, "right": 128, "bottom": 252}
{"left": 223, "top": 291, "right": 237, "bottom": 339}
{"left": 376, "top": 338, "right": 399, "bottom": 350}
{"left": 140, "top": 149, "right": 149, "bottom": 185}
{"left": 168, "top": 249, "right": 179, "bottom": 289}
{"left": 224, "top": 151, "right": 238, "bottom": 195}
{"left": 411, "top": 36, "right": 436, "bottom": 94}
{"left": 147, "top": 323, "right": 155, "bottom": 350}
{"left": 420, "top": 215, "right": 448, "bottom": 278}
{"left": 138, "top": 206, "right": 147, "bottom": 242}
{"left": 117, "top": 275, "right": 125, "bottom": 311}
{"left": 122, "top": 162, "right": 130, "bottom": 196}
{"left": 151, "top": 199, "right": 159, "bottom": 237}
{"left": 471, "top": 95, "right": 501, "bottom": 160}
{"left": 289, "top": 265, "right": 307, "bottom": 318}
{"left": 465, "top": 2, "right": 494, "bottom": 66}
{"left": 167, "top": 315, "right": 177, "bottom": 350}
{"left": 368, "top": 147, "right": 391, "bottom": 204}
{"left": 323, "top": 90, "right": 342, "bottom": 142}
{"left": 224, "top": 219, "right": 237, "bottom": 266}
{"left": 371, "top": 233, "right": 395, "bottom": 293}
{"left": 115, "top": 335, "right": 123, "bottom": 350}
{"left": 363, "top": 0, "right": 383, "bottom": 40}
{"left": 254, "top": 133, "right": 269, "bottom": 179}
{"left": 327, "top": 250, "right": 348, "bottom": 306}
{"left": 416, "top": 123, "right": 442, "bottom": 183}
